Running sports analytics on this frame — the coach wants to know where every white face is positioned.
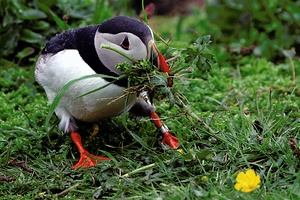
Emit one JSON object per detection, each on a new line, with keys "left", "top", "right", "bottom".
{"left": 94, "top": 32, "right": 150, "bottom": 75}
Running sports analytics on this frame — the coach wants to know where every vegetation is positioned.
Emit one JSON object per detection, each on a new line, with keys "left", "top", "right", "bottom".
{"left": 1, "top": 0, "right": 299, "bottom": 199}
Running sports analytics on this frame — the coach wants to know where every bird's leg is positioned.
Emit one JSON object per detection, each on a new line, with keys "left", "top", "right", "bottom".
{"left": 70, "top": 132, "right": 109, "bottom": 169}
{"left": 150, "top": 112, "right": 179, "bottom": 149}
{"left": 139, "top": 91, "right": 179, "bottom": 149}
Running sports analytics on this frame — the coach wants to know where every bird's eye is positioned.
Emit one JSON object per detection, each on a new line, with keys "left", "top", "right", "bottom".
{"left": 120, "top": 36, "right": 130, "bottom": 50}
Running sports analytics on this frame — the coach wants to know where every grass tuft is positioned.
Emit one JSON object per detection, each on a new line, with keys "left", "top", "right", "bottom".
{"left": 1, "top": 8, "right": 300, "bottom": 200}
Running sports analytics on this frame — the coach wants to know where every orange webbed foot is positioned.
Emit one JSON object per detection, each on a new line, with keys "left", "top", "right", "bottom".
{"left": 161, "top": 132, "right": 179, "bottom": 149}
{"left": 71, "top": 131, "right": 109, "bottom": 169}
{"left": 72, "top": 151, "right": 109, "bottom": 169}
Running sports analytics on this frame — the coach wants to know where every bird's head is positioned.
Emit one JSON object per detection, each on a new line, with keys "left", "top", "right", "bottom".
{"left": 94, "top": 16, "right": 172, "bottom": 85}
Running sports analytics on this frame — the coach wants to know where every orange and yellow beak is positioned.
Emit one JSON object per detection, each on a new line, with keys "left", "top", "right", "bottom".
{"left": 148, "top": 40, "right": 173, "bottom": 87}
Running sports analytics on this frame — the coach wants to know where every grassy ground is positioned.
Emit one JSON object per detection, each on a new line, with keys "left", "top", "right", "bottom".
{"left": 1, "top": 13, "right": 300, "bottom": 200}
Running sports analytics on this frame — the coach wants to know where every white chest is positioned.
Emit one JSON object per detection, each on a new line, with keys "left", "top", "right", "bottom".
{"left": 35, "top": 50, "right": 137, "bottom": 122}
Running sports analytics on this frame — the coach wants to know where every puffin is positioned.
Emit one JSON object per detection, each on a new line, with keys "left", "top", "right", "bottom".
{"left": 35, "top": 16, "right": 179, "bottom": 169}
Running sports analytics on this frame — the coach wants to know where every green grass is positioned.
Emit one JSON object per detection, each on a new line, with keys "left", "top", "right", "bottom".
{"left": 1, "top": 12, "right": 300, "bottom": 200}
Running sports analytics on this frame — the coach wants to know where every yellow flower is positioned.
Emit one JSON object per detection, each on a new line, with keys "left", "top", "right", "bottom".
{"left": 176, "top": 149, "right": 184, "bottom": 154}
{"left": 235, "top": 169, "right": 261, "bottom": 193}
{"left": 201, "top": 176, "right": 208, "bottom": 182}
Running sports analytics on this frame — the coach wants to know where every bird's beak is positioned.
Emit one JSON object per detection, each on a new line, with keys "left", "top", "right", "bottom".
{"left": 148, "top": 40, "right": 173, "bottom": 87}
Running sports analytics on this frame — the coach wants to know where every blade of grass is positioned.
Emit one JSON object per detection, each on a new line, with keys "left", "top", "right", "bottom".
{"left": 76, "top": 74, "right": 126, "bottom": 98}
{"left": 100, "top": 44, "right": 137, "bottom": 63}
{"left": 99, "top": 150, "right": 118, "bottom": 163}
{"left": 141, "top": 0, "right": 148, "bottom": 24}
{"left": 122, "top": 163, "right": 156, "bottom": 177}
{"left": 3, "top": 140, "right": 12, "bottom": 166}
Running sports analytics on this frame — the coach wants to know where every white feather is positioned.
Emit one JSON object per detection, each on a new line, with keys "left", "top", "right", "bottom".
{"left": 35, "top": 50, "right": 137, "bottom": 132}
